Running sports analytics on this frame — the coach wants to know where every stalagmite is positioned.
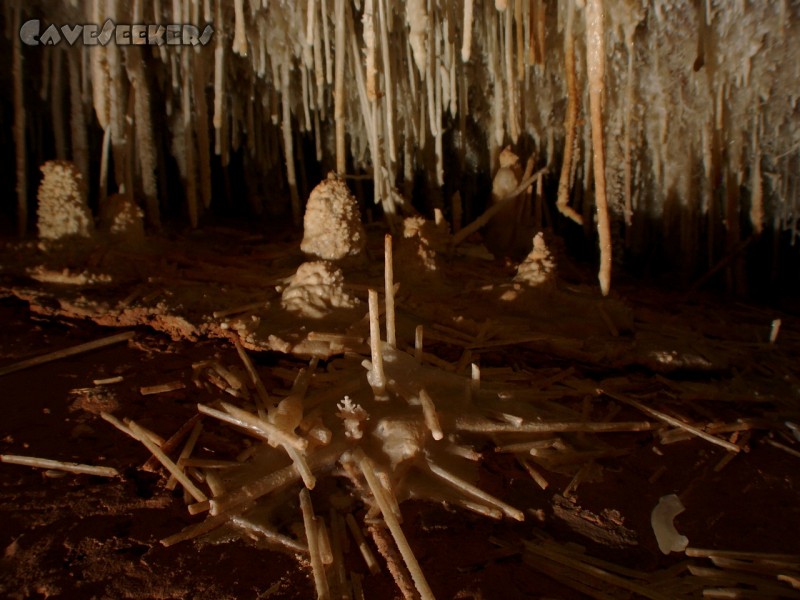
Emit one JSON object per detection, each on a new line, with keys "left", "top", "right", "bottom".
{"left": 384, "top": 235, "right": 396, "bottom": 347}
{"left": 584, "top": 0, "right": 612, "bottom": 296}
{"left": 37, "top": 161, "right": 93, "bottom": 240}
{"left": 367, "top": 289, "right": 387, "bottom": 396}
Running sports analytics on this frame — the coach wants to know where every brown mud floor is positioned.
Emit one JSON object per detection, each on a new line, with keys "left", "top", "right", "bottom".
{"left": 0, "top": 229, "right": 799, "bottom": 599}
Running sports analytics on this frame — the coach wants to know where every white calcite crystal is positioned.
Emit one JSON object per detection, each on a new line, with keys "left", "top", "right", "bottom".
{"left": 372, "top": 416, "right": 426, "bottom": 468}
{"left": 651, "top": 493, "right": 689, "bottom": 555}
{"left": 514, "top": 233, "right": 556, "bottom": 288}
{"left": 281, "top": 261, "right": 360, "bottom": 319}
{"left": 300, "top": 174, "right": 366, "bottom": 261}
{"left": 336, "top": 396, "right": 369, "bottom": 440}
{"left": 36, "top": 160, "right": 93, "bottom": 240}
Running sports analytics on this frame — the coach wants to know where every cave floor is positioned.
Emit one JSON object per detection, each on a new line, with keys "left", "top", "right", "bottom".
{"left": 0, "top": 227, "right": 798, "bottom": 599}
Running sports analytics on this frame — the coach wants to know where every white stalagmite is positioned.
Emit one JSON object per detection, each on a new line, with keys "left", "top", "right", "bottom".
{"left": 367, "top": 289, "right": 386, "bottom": 395}
{"left": 37, "top": 161, "right": 93, "bottom": 240}
{"left": 384, "top": 234, "right": 396, "bottom": 347}
{"left": 585, "top": 0, "right": 613, "bottom": 297}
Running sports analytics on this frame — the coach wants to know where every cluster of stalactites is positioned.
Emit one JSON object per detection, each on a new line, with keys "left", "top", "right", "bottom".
{"left": 11, "top": 1, "right": 800, "bottom": 246}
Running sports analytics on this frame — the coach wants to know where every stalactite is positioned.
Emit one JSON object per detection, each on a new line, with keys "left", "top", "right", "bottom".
{"left": 461, "top": 0, "right": 474, "bottom": 63}
{"left": 301, "top": 61, "right": 312, "bottom": 133}
{"left": 378, "top": 0, "right": 396, "bottom": 163}
{"left": 213, "top": 0, "right": 225, "bottom": 155}
{"left": 363, "top": 0, "right": 377, "bottom": 101}
{"left": 749, "top": 114, "right": 764, "bottom": 235}
{"left": 407, "top": 0, "right": 428, "bottom": 79}
{"left": 233, "top": 0, "right": 248, "bottom": 56}
{"left": 51, "top": 51, "right": 67, "bottom": 160}
{"left": 105, "top": 0, "right": 128, "bottom": 191}
{"left": 314, "top": 0, "right": 325, "bottom": 110}
{"left": 91, "top": 0, "right": 109, "bottom": 130}
{"left": 4, "top": 0, "right": 798, "bottom": 281}
{"left": 281, "top": 61, "right": 301, "bottom": 225}
{"left": 193, "top": 53, "right": 213, "bottom": 210}
{"left": 183, "top": 50, "right": 199, "bottom": 228}
{"left": 515, "top": 0, "right": 524, "bottom": 81}
{"left": 306, "top": 0, "right": 316, "bottom": 70}
{"left": 334, "top": 0, "right": 346, "bottom": 173}
{"left": 126, "top": 51, "right": 160, "bottom": 227}
{"left": 99, "top": 125, "right": 111, "bottom": 206}
{"left": 585, "top": 0, "right": 612, "bottom": 296}
{"left": 68, "top": 51, "right": 90, "bottom": 186}
{"left": 504, "top": 4, "right": 520, "bottom": 143}
{"left": 434, "top": 10, "right": 444, "bottom": 188}
{"left": 425, "top": 5, "right": 437, "bottom": 148}
{"left": 556, "top": 1, "right": 583, "bottom": 225}
{"left": 40, "top": 47, "right": 50, "bottom": 103}
{"left": 623, "top": 36, "right": 635, "bottom": 227}
{"left": 12, "top": 2, "right": 26, "bottom": 235}
{"left": 321, "top": 0, "right": 333, "bottom": 85}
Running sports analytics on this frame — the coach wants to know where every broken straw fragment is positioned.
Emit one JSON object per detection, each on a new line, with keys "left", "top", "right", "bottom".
{"left": 0, "top": 454, "right": 118, "bottom": 478}
{"left": 351, "top": 450, "right": 435, "bottom": 600}
{"left": 0, "top": 331, "right": 135, "bottom": 377}
{"left": 300, "top": 488, "right": 330, "bottom": 599}
{"left": 651, "top": 494, "right": 689, "bottom": 554}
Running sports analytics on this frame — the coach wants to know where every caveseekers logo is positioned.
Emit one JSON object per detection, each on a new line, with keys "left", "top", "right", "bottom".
{"left": 20, "top": 19, "right": 214, "bottom": 47}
